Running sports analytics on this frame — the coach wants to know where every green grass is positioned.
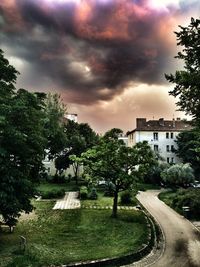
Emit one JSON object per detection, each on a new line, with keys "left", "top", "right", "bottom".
{"left": 158, "top": 190, "right": 177, "bottom": 207}
{"left": 0, "top": 201, "right": 149, "bottom": 267}
{"left": 81, "top": 191, "right": 113, "bottom": 207}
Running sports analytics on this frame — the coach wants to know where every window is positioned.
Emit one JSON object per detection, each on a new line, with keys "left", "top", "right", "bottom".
{"left": 171, "top": 158, "right": 174, "bottom": 164}
{"left": 154, "top": 145, "right": 159, "bottom": 152}
{"left": 153, "top": 132, "right": 158, "bottom": 140}
{"left": 166, "top": 132, "right": 169, "bottom": 139}
{"left": 167, "top": 157, "right": 170, "bottom": 163}
{"left": 171, "top": 145, "right": 174, "bottom": 152}
{"left": 166, "top": 145, "right": 170, "bottom": 152}
{"left": 171, "top": 132, "right": 174, "bottom": 139}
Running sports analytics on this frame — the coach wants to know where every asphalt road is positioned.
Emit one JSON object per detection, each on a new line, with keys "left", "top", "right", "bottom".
{"left": 137, "top": 190, "right": 200, "bottom": 267}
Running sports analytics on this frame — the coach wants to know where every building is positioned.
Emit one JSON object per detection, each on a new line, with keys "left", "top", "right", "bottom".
{"left": 118, "top": 133, "right": 128, "bottom": 146}
{"left": 127, "top": 118, "right": 192, "bottom": 164}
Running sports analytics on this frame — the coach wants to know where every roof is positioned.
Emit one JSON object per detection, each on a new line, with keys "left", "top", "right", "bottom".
{"left": 127, "top": 118, "right": 193, "bottom": 135}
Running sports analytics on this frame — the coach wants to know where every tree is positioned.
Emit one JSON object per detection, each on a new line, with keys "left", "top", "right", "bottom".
{"left": 161, "top": 163, "right": 195, "bottom": 187}
{"left": 165, "top": 18, "right": 200, "bottom": 126}
{"left": 44, "top": 93, "right": 67, "bottom": 159}
{"left": 73, "top": 129, "right": 156, "bottom": 218}
{"left": 0, "top": 49, "right": 66, "bottom": 228}
{"left": 175, "top": 129, "right": 200, "bottom": 179}
{"left": 143, "top": 162, "right": 169, "bottom": 185}
{"left": 55, "top": 120, "right": 98, "bottom": 183}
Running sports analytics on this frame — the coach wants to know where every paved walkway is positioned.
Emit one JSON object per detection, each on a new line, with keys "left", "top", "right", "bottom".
{"left": 134, "top": 190, "right": 200, "bottom": 267}
{"left": 53, "top": 192, "right": 81, "bottom": 210}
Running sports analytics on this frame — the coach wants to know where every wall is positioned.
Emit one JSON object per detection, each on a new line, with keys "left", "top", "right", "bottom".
{"left": 128, "top": 131, "right": 181, "bottom": 164}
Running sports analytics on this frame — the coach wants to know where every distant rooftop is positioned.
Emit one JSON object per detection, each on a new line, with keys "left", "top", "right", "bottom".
{"left": 127, "top": 118, "right": 193, "bottom": 134}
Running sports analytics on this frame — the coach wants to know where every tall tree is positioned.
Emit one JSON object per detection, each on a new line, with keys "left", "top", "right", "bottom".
{"left": 0, "top": 49, "right": 66, "bottom": 228}
{"left": 55, "top": 120, "right": 98, "bottom": 183}
{"left": 175, "top": 128, "right": 200, "bottom": 179}
{"left": 165, "top": 18, "right": 200, "bottom": 126}
{"left": 44, "top": 93, "right": 67, "bottom": 159}
{"left": 73, "top": 129, "right": 155, "bottom": 218}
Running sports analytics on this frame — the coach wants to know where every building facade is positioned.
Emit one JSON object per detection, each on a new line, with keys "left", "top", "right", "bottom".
{"left": 127, "top": 118, "right": 192, "bottom": 164}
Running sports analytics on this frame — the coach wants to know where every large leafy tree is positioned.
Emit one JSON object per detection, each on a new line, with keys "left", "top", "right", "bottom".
{"left": 165, "top": 18, "right": 200, "bottom": 125}
{"left": 0, "top": 49, "right": 66, "bottom": 228}
{"left": 55, "top": 120, "right": 98, "bottom": 183}
{"left": 73, "top": 129, "right": 155, "bottom": 218}
{"left": 175, "top": 129, "right": 200, "bottom": 179}
{"left": 44, "top": 93, "right": 67, "bottom": 159}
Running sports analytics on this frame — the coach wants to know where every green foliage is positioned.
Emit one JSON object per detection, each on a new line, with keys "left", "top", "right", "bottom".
{"left": 41, "top": 189, "right": 65, "bottom": 199}
{"left": 120, "top": 191, "right": 133, "bottom": 204}
{"left": 88, "top": 187, "right": 98, "bottom": 200}
{"left": 160, "top": 189, "right": 200, "bottom": 219}
{"left": 143, "top": 162, "right": 169, "bottom": 185}
{"left": 79, "top": 186, "right": 88, "bottom": 199}
{"left": 73, "top": 129, "right": 156, "bottom": 217}
{"left": 0, "top": 202, "right": 149, "bottom": 267}
{"left": 165, "top": 17, "right": 200, "bottom": 126}
{"left": 161, "top": 163, "right": 195, "bottom": 187}
{"left": 0, "top": 49, "right": 67, "bottom": 226}
{"left": 44, "top": 93, "right": 67, "bottom": 159}
{"left": 56, "top": 120, "right": 98, "bottom": 182}
{"left": 176, "top": 128, "right": 200, "bottom": 179}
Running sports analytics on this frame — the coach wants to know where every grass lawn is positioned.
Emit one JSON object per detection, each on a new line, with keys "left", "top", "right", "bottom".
{"left": 158, "top": 190, "right": 177, "bottom": 207}
{"left": 0, "top": 201, "right": 149, "bottom": 267}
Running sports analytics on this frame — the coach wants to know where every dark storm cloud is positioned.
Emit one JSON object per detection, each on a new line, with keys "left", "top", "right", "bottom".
{"left": 0, "top": 0, "right": 195, "bottom": 104}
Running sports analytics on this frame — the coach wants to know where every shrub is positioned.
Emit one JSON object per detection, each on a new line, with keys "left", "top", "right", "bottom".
{"left": 120, "top": 191, "right": 133, "bottom": 204}
{"left": 41, "top": 189, "right": 65, "bottom": 199}
{"left": 171, "top": 188, "right": 200, "bottom": 219}
{"left": 79, "top": 186, "right": 88, "bottom": 199}
{"left": 88, "top": 187, "right": 98, "bottom": 200}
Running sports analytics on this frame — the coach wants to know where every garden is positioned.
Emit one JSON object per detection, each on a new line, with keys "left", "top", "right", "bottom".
{"left": 0, "top": 197, "right": 150, "bottom": 267}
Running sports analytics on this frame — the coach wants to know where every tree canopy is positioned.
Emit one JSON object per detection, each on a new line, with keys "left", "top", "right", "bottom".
{"left": 55, "top": 120, "right": 98, "bottom": 182}
{"left": 175, "top": 128, "right": 200, "bottom": 179}
{"left": 161, "top": 163, "right": 194, "bottom": 187}
{"left": 165, "top": 18, "right": 200, "bottom": 125}
{"left": 0, "top": 49, "right": 66, "bottom": 228}
{"left": 73, "top": 129, "right": 156, "bottom": 217}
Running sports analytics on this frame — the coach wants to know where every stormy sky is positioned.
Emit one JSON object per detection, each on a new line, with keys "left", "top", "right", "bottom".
{"left": 0, "top": 0, "right": 200, "bottom": 133}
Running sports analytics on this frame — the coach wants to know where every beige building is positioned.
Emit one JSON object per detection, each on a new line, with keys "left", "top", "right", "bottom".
{"left": 127, "top": 118, "right": 192, "bottom": 164}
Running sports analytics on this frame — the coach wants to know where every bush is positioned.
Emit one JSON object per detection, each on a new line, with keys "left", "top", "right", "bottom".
{"left": 88, "top": 187, "right": 98, "bottom": 200}
{"left": 41, "top": 189, "right": 65, "bottom": 199}
{"left": 170, "top": 188, "right": 200, "bottom": 219}
{"left": 79, "top": 186, "right": 88, "bottom": 199}
{"left": 120, "top": 191, "right": 133, "bottom": 204}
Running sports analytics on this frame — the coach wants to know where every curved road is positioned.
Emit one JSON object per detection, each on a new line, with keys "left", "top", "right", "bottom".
{"left": 137, "top": 190, "right": 200, "bottom": 267}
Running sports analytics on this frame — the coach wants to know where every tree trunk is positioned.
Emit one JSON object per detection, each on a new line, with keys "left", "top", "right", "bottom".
{"left": 73, "top": 163, "right": 79, "bottom": 185}
{"left": 112, "top": 191, "right": 118, "bottom": 218}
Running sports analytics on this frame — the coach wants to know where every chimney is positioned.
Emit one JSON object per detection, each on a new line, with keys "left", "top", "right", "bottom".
{"left": 136, "top": 118, "right": 146, "bottom": 128}
{"left": 159, "top": 118, "right": 164, "bottom": 126}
